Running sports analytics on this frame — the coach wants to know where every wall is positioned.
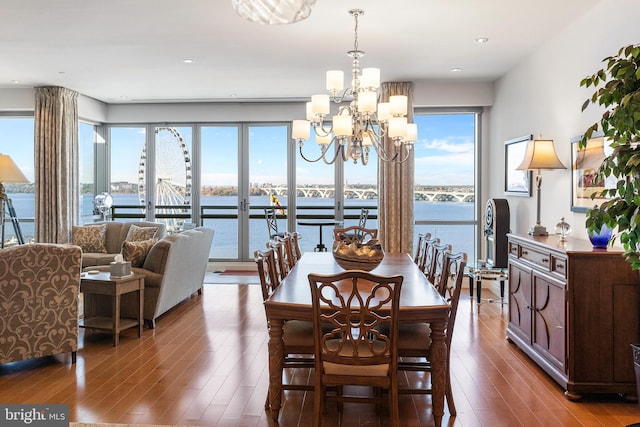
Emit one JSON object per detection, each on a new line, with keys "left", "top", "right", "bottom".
{"left": 489, "top": 0, "right": 640, "bottom": 240}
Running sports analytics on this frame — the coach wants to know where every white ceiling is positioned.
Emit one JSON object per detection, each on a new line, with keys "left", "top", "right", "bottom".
{"left": 0, "top": 0, "right": 601, "bottom": 104}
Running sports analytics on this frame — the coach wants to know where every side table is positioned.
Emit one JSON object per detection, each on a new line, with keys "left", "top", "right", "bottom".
{"left": 80, "top": 272, "right": 145, "bottom": 346}
{"left": 468, "top": 265, "right": 507, "bottom": 311}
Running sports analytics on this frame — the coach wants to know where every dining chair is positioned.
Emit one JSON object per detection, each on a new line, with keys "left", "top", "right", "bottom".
{"left": 264, "top": 208, "right": 285, "bottom": 239}
{"left": 425, "top": 242, "right": 451, "bottom": 288}
{"left": 419, "top": 234, "right": 441, "bottom": 277}
{"left": 396, "top": 251, "right": 467, "bottom": 416}
{"left": 268, "top": 238, "right": 290, "bottom": 281}
{"left": 277, "top": 234, "right": 297, "bottom": 270}
{"left": 413, "top": 233, "right": 427, "bottom": 265}
{"left": 338, "top": 208, "right": 371, "bottom": 242}
{"left": 288, "top": 230, "right": 303, "bottom": 261}
{"left": 308, "top": 270, "right": 403, "bottom": 427}
{"left": 254, "top": 249, "right": 315, "bottom": 408}
{"left": 333, "top": 226, "right": 378, "bottom": 245}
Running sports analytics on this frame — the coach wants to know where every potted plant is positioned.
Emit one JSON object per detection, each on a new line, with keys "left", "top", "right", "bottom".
{"left": 580, "top": 43, "right": 640, "bottom": 269}
{"left": 580, "top": 42, "right": 640, "bottom": 405}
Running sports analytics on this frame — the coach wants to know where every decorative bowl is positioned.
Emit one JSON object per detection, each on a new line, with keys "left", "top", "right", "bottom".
{"left": 332, "top": 240, "right": 384, "bottom": 271}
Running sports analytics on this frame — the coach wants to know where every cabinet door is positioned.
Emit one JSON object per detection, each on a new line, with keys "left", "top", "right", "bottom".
{"left": 532, "top": 271, "right": 566, "bottom": 371}
{"left": 508, "top": 261, "right": 532, "bottom": 343}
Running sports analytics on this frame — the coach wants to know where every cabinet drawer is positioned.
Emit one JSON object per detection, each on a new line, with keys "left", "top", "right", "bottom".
{"left": 551, "top": 255, "right": 567, "bottom": 278}
{"left": 509, "top": 242, "right": 519, "bottom": 257}
{"left": 520, "top": 246, "right": 551, "bottom": 270}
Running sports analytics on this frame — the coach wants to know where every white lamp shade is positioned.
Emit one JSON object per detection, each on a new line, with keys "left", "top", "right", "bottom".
{"left": 292, "top": 120, "right": 310, "bottom": 140}
{"left": 361, "top": 68, "right": 380, "bottom": 89}
{"left": 316, "top": 134, "right": 332, "bottom": 145}
{"left": 326, "top": 70, "right": 344, "bottom": 92}
{"left": 311, "top": 94, "right": 330, "bottom": 115}
{"left": 404, "top": 123, "right": 418, "bottom": 142}
{"left": 517, "top": 138, "right": 566, "bottom": 170}
{"left": 305, "top": 102, "right": 314, "bottom": 120}
{"left": 361, "top": 131, "right": 373, "bottom": 146}
{"left": 357, "top": 91, "right": 377, "bottom": 113}
{"left": 388, "top": 116, "right": 408, "bottom": 138}
{"left": 377, "top": 102, "right": 390, "bottom": 122}
{"left": 333, "top": 114, "right": 352, "bottom": 137}
{"left": 389, "top": 95, "right": 408, "bottom": 116}
{"left": 0, "top": 154, "right": 28, "bottom": 183}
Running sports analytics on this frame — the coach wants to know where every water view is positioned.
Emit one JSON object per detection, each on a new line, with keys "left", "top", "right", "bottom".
{"left": 3, "top": 191, "right": 476, "bottom": 262}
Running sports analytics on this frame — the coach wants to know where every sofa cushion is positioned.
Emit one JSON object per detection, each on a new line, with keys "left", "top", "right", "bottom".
{"left": 122, "top": 238, "right": 157, "bottom": 268}
{"left": 72, "top": 224, "right": 107, "bottom": 253}
{"left": 125, "top": 224, "right": 159, "bottom": 242}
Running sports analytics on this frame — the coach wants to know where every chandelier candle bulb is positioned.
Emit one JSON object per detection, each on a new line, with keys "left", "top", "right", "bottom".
{"left": 389, "top": 116, "right": 408, "bottom": 138}
{"left": 326, "top": 70, "right": 344, "bottom": 92}
{"left": 405, "top": 123, "right": 418, "bottom": 142}
{"left": 361, "top": 68, "right": 380, "bottom": 88}
{"left": 292, "top": 120, "right": 311, "bottom": 140}
{"left": 316, "top": 134, "right": 332, "bottom": 145}
{"left": 358, "top": 91, "right": 377, "bottom": 113}
{"left": 305, "top": 102, "right": 314, "bottom": 120}
{"left": 377, "top": 102, "right": 390, "bottom": 122}
{"left": 333, "top": 114, "right": 352, "bottom": 137}
{"left": 389, "top": 95, "right": 408, "bottom": 116}
{"left": 311, "top": 94, "right": 330, "bottom": 115}
{"left": 362, "top": 132, "right": 373, "bottom": 146}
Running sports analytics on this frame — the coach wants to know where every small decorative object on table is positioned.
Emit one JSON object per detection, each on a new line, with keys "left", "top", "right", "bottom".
{"left": 332, "top": 239, "right": 384, "bottom": 271}
{"left": 555, "top": 217, "right": 572, "bottom": 241}
{"left": 110, "top": 254, "right": 132, "bottom": 278}
{"left": 588, "top": 224, "right": 613, "bottom": 249}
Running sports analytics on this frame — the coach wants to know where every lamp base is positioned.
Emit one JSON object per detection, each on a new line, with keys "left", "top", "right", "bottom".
{"left": 528, "top": 224, "right": 548, "bottom": 236}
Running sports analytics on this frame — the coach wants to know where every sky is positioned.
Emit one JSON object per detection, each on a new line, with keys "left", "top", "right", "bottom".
{"left": 0, "top": 113, "right": 476, "bottom": 188}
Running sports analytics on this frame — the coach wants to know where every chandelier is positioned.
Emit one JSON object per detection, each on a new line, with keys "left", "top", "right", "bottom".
{"left": 291, "top": 9, "right": 417, "bottom": 165}
{"left": 232, "top": 0, "right": 316, "bottom": 25}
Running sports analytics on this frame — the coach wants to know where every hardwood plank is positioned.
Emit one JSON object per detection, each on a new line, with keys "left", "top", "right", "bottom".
{"left": 0, "top": 284, "right": 639, "bottom": 426}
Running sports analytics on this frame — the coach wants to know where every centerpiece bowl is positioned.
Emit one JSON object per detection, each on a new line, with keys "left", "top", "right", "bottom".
{"left": 332, "top": 239, "right": 384, "bottom": 271}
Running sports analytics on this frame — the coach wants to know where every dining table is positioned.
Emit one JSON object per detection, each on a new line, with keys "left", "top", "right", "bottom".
{"left": 263, "top": 251, "right": 450, "bottom": 427}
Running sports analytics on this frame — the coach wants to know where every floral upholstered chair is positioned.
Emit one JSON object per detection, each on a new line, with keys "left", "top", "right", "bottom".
{"left": 0, "top": 243, "right": 82, "bottom": 364}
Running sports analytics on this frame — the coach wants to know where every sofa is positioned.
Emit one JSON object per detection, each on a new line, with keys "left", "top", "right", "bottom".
{"left": 85, "top": 227, "right": 214, "bottom": 328}
{"left": 0, "top": 243, "right": 82, "bottom": 364}
{"left": 73, "top": 221, "right": 166, "bottom": 268}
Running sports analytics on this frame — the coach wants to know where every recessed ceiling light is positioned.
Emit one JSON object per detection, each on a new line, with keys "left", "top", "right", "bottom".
{"left": 450, "top": 68, "right": 462, "bottom": 73}
{"left": 120, "top": 95, "right": 128, "bottom": 99}
{"left": 230, "top": 94, "right": 237, "bottom": 98}
{"left": 475, "top": 37, "right": 489, "bottom": 44}
{"left": 183, "top": 59, "right": 194, "bottom": 64}
{"left": 11, "top": 80, "right": 19, "bottom": 84}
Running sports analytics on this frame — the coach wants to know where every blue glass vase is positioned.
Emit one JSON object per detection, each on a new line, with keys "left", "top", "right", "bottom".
{"left": 588, "top": 224, "right": 613, "bottom": 248}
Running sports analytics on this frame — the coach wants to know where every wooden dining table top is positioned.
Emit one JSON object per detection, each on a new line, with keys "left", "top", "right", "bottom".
{"left": 265, "top": 251, "right": 449, "bottom": 320}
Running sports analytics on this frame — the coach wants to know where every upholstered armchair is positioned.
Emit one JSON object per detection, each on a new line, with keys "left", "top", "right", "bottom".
{"left": 0, "top": 243, "right": 82, "bottom": 364}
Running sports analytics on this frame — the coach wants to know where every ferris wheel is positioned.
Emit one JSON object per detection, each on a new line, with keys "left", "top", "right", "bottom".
{"left": 138, "top": 127, "right": 192, "bottom": 232}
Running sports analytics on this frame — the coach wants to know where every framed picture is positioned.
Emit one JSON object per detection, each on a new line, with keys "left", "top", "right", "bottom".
{"left": 504, "top": 135, "right": 533, "bottom": 196}
{"left": 570, "top": 132, "right": 614, "bottom": 212}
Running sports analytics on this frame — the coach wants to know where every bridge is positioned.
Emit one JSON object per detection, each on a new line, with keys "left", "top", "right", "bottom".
{"left": 255, "top": 186, "right": 474, "bottom": 203}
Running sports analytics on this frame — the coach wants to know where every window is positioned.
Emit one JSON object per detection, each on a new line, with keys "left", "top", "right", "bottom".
{"left": 413, "top": 110, "right": 478, "bottom": 264}
{"left": 0, "top": 116, "right": 35, "bottom": 244}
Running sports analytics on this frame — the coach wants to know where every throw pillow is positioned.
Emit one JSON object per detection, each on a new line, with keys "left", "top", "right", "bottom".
{"left": 125, "top": 224, "right": 158, "bottom": 242}
{"left": 121, "top": 238, "right": 157, "bottom": 268}
{"left": 72, "top": 224, "right": 107, "bottom": 253}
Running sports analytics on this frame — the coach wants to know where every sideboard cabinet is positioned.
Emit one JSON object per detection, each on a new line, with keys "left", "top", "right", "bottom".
{"left": 506, "top": 233, "right": 640, "bottom": 399}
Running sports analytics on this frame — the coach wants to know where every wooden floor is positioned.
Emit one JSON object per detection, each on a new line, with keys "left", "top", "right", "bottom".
{"left": 1, "top": 283, "right": 639, "bottom": 427}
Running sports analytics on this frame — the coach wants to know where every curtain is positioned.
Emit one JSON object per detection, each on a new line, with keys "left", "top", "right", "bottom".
{"left": 378, "top": 82, "right": 414, "bottom": 254}
{"left": 34, "top": 86, "right": 79, "bottom": 243}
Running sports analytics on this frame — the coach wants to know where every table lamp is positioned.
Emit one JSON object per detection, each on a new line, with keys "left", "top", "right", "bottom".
{"left": 0, "top": 154, "right": 28, "bottom": 247}
{"left": 0, "top": 154, "right": 28, "bottom": 200}
{"left": 516, "top": 136, "right": 566, "bottom": 236}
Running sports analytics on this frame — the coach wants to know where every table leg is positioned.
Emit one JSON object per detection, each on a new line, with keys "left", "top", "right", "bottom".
{"left": 430, "top": 318, "right": 446, "bottom": 427}
{"left": 267, "top": 318, "right": 284, "bottom": 421}
{"left": 137, "top": 284, "right": 144, "bottom": 337}
{"left": 476, "top": 277, "right": 482, "bottom": 304}
{"left": 112, "top": 294, "right": 120, "bottom": 347}
{"left": 469, "top": 275, "right": 474, "bottom": 300}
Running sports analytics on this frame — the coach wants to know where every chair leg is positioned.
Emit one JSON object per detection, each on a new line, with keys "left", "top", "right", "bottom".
{"left": 445, "top": 358, "right": 457, "bottom": 416}
{"left": 390, "top": 379, "right": 400, "bottom": 427}
{"left": 264, "top": 391, "right": 270, "bottom": 410}
{"left": 313, "top": 383, "right": 323, "bottom": 427}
